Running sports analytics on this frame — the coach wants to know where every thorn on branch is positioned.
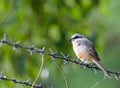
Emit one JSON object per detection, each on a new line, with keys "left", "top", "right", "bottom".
{"left": 23, "top": 81, "right": 29, "bottom": 86}
{"left": 35, "top": 84, "right": 42, "bottom": 88}
{"left": 41, "top": 47, "right": 45, "bottom": 55}
{"left": 92, "top": 67, "right": 98, "bottom": 74}
{"left": 60, "top": 52, "right": 69, "bottom": 64}
{"left": 13, "top": 41, "right": 20, "bottom": 51}
{"left": 0, "top": 76, "right": 7, "bottom": 80}
{"left": 79, "top": 62, "right": 89, "bottom": 69}
{"left": 114, "top": 72, "right": 120, "bottom": 80}
{"left": 28, "top": 45, "right": 35, "bottom": 55}
{"left": 3, "top": 33, "right": 7, "bottom": 41}
{"left": 0, "top": 33, "right": 7, "bottom": 46}
{"left": 11, "top": 78, "right": 17, "bottom": 83}
{"left": 115, "top": 75, "right": 119, "bottom": 80}
{"left": 49, "top": 48, "right": 57, "bottom": 61}
{"left": 29, "top": 45, "right": 35, "bottom": 50}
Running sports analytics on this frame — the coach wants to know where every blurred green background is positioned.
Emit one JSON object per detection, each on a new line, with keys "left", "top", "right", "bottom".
{"left": 0, "top": 0, "right": 120, "bottom": 88}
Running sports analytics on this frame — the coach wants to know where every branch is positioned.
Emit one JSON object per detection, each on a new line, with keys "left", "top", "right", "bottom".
{"left": 0, "top": 75, "right": 42, "bottom": 88}
{"left": 0, "top": 34, "right": 120, "bottom": 80}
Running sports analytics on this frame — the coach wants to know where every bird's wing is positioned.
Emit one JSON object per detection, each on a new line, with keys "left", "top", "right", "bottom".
{"left": 88, "top": 47, "right": 100, "bottom": 61}
{"left": 83, "top": 38, "right": 100, "bottom": 61}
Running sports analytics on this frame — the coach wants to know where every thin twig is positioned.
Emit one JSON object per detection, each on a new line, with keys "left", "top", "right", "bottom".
{"left": 53, "top": 62, "right": 69, "bottom": 88}
{"left": 31, "top": 48, "right": 45, "bottom": 88}
{"left": 91, "top": 78, "right": 106, "bottom": 88}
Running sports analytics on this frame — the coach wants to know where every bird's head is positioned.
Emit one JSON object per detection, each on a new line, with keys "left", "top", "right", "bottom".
{"left": 69, "top": 33, "right": 84, "bottom": 42}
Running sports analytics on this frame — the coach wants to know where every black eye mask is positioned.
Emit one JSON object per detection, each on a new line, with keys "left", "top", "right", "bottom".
{"left": 69, "top": 36, "right": 83, "bottom": 41}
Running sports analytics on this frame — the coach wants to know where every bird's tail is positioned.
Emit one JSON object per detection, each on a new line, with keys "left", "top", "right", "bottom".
{"left": 92, "top": 59, "right": 110, "bottom": 78}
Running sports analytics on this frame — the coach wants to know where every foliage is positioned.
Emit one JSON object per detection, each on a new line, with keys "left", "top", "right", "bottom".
{"left": 0, "top": 0, "right": 120, "bottom": 88}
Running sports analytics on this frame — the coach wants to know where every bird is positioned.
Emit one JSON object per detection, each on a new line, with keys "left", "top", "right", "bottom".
{"left": 69, "top": 33, "right": 110, "bottom": 78}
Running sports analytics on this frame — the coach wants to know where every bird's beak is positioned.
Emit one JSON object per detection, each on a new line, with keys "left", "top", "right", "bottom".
{"left": 69, "top": 38, "right": 72, "bottom": 41}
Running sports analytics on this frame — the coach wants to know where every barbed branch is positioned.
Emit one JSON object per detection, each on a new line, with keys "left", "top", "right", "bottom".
{"left": 0, "top": 34, "right": 120, "bottom": 85}
{"left": 0, "top": 75, "right": 42, "bottom": 88}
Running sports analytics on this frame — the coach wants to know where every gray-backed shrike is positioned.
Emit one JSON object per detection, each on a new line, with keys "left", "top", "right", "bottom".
{"left": 70, "top": 33, "right": 110, "bottom": 77}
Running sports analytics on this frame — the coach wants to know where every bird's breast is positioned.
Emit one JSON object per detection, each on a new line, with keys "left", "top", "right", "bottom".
{"left": 73, "top": 44, "right": 86, "bottom": 57}
{"left": 73, "top": 44, "right": 93, "bottom": 63}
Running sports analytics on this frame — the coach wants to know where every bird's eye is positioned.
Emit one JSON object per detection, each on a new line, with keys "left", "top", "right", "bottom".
{"left": 74, "top": 36, "right": 82, "bottom": 39}
{"left": 74, "top": 36, "right": 79, "bottom": 39}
